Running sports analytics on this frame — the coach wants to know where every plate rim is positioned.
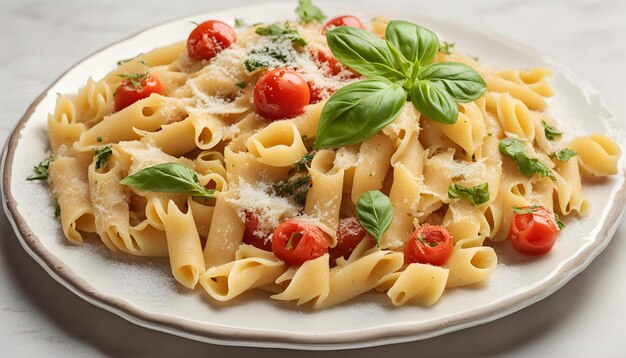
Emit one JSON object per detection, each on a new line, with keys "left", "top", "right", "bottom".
{"left": 2, "top": 1, "right": 626, "bottom": 350}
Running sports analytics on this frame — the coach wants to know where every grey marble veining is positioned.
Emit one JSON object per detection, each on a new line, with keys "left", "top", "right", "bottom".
{"left": 1, "top": 0, "right": 625, "bottom": 356}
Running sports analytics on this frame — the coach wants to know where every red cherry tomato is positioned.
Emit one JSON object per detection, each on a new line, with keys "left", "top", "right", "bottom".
{"left": 253, "top": 68, "right": 310, "bottom": 120}
{"left": 509, "top": 206, "right": 559, "bottom": 256}
{"left": 404, "top": 224, "right": 454, "bottom": 266}
{"left": 307, "top": 81, "right": 328, "bottom": 104}
{"left": 329, "top": 217, "right": 367, "bottom": 261}
{"left": 187, "top": 20, "right": 237, "bottom": 61}
{"left": 272, "top": 219, "right": 330, "bottom": 266}
{"left": 309, "top": 46, "right": 345, "bottom": 76}
{"left": 242, "top": 211, "right": 272, "bottom": 251}
{"left": 323, "top": 15, "right": 366, "bottom": 32}
{"left": 114, "top": 74, "right": 163, "bottom": 111}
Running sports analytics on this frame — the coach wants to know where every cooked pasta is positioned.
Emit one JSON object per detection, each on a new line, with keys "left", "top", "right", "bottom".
{"left": 36, "top": 3, "right": 621, "bottom": 311}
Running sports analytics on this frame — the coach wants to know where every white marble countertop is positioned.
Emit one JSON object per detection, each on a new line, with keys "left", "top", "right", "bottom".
{"left": 1, "top": 0, "right": 626, "bottom": 356}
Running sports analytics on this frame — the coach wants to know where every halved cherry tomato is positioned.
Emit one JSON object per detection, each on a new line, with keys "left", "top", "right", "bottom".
{"left": 253, "top": 68, "right": 310, "bottom": 120}
{"left": 114, "top": 74, "right": 163, "bottom": 111}
{"left": 272, "top": 219, "right": 329, "bottom": 266}
{"left": 323, "top": 15, "right": 366, "bottom": 32}
{"left": 509, "top": 206, "right": 559, "bottom": 256}
{"left": 329, "top": 217, "right": 367, "bottom": 262}
{"left": 242, "top": 211, "right": 272, "bottom": 251}
{"left": 187, "top": 20, "right": 237, "bottom": 61}
{"left": 404, "top": 224, "right": 454, "bottom": 266}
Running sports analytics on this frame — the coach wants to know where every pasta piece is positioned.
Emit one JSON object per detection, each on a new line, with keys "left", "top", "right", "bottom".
{"left": 432, "top": 101, "right": 486, "bottom": 159}
{"left": 271, "top": 254, "right": 330, "bottom": 306}
{"left": 203, "top": 191, "right": 246, "bottom": 268}
{"left": 446, "top": 244, "right": 497, "bottom": 287}
{"left": 384, "top": 263, "right": 449, "bottom": 307}
{"left": 72, "top": 77, "right": 114, "bottom": 127}
{"left": 485, "top": 92, "right": 535, "bottom": 142}
{"left": 48, "top": 156, "right": 95, "bottom": 244}
{"left": 496, "top": 68, "right": 554, "bottom": 98}
{"left": 128, "top": 220, "right": 169, "bottom": 257}
{"left": 200, "top": 245, "right": 286, "bottom": 301}
{"left": 567, "top": 135, "right": 621, "bottom": 176}
{"left": 552, "top": 157, "right": 589, "bottom": 216}
{"left": 47, "top": 95, "right": 86, "bottom": 152}
{"left": 157, "top": 199, "right": 206, "bottom": 289}
{"left": 246, "top": 120, "right": 308, "bottom": 167}
{"left": 351, "top": 133, "right": 394, "bottom": 204}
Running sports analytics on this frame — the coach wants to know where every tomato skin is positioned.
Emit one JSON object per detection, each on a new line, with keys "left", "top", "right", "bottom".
{"left": 308, "top": 45, "right": 345, "bottom": 76}
{"left": 329, "top": 217, "right": 367, "bottom": 261}
{"left": 323, "top": 15, "right": 366, "bottom": 32}
{"left": 509, "top": 206, "right": 558, "bottom": 256}
{"left": 404, "top": 225, "right": 454, "bottom": 266}
{"left": 114, "top": 74, "right": 163, "bottom": 112}
{"left": 187, "top": 20, "right": 237, "bottom": 61}
{"left": 253, "top": 68, "right": 310, "bottom": 120}
{"left": 272, "top": 220, "right": 329, "bottom": 266}
{"left": 242, "top": 211, "right": 272, "bottom": 251}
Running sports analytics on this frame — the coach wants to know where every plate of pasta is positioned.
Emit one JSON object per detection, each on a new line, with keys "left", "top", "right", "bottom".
{"left": 2, "top": 0, "right": 626, "bottom": 350}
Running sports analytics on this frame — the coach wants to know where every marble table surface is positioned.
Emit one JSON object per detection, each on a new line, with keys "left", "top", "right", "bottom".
{"left": 1, "top": 0, "right": 625, "bottom": 356}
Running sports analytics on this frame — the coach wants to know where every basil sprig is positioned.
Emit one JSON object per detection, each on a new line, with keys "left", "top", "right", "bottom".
{"left": 448, "top": 182, "right": 490, "bottom": 205}
{"left": 356, "top": 190, "right": 393, "bottom": 246}
{"left": 314, "top": 20, "right": 487, "bottom": 149}
{"left": 499, "top": 138, "right": 553, "bottom": 179}
{"left": 120, "top": 163, "right": 214, "bottom": 198}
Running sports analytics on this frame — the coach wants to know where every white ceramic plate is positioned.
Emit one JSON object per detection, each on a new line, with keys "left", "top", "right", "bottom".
{"left": 2, "top": 1, "right": 626, "bottom": 351}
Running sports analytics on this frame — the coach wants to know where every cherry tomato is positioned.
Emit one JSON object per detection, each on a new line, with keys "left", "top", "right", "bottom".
{"left": 509, "top": 206, "right": 559, "bottom": 256}
{"left": 114, "top": 74, "right": 163, "bottom": 112}
{"left": 329, "top": 217, "right": 367, "bottom": 261}
{"left": 307, "top": 81, "right": 328, "bottom": 104}
{"left": 253, "top": 68, "right": 310, "bottom": 120}
{"left": 272, "top": 219, "right": 329, "bottom": 266}
{"left": 404, "top": 224, "right": 454, "bottom": 266}
{"left": 187, "top": 20, "right": 237, "bottom": 61}
{"left": 242, "top": 211, "right": 272, "bottom": 251}
{"left": 323, "top": 15, "right": 366, "bottom": 32}
{"left": 309, "top": 46, "right": 345, "bottom": 76}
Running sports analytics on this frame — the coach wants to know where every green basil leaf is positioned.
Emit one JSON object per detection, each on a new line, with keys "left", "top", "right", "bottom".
{"left": 120, "top": 163, "right": 214, "bottom": 198}
{"left": 499, "top": 138, "right": 553, "bottom": 178}
{"left": 326, "top": 26, "right": 405, "bottom": 80}
{"left": 356, "top": 190, "right": 393, "bottom": 246}
{"left": 255, "top": 23, "right": 308, "bottom": 46}
{"left": 314, "top": 79, "right": 407, "bottom": 149}
{"left": 542, "top": 120, "right": 563, "bottom": 141}
{"left": 447, "top": 182, "right": 490, "bottom": 205}
{"left": 410, "top": 80, "right": 458, "bottom": 124}
{"left": 295, "top": 0, "right": 326, "bottom": 23}
{"left": 94, "top": 146, "right": 112, "bottom": 170}
{"left": 385, "top": 20, "right": 440, "bottom": 66}
{"left": 419, "top": 62, "right": 487, "bottom": 102}
{"left": 552, "top": 148, "right": 577, "bottom": 162}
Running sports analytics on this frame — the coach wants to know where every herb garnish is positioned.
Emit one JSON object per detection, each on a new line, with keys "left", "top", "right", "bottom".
{"left": 295, "top": 0, "right": 326, "bottom": 23}
{"left": 255, "top": 23, "right": 307, "bottom": 46}
{"left": 234, "top": 18, "right": 246, "bottom": 28}
{"left": 118, "top": 72, "right": 148, "bottom": 88}
{"left": 542, "top": 120, "right": 562, "bottom": 141}
{"left": 96, "top": 136, "right": 103, "bottom": 143}
{"left": 499, "top": 138, "right": 553, "bottom": 179}
{"left": 116, "top": 53, "right": 143, "bottom": 66}
{"left": 27, "top": 155, "right": 54, "bottom": 181}
{"left": 94, "top": 146, "right": 112, "bottom": 170}
{"left": 235, "top": 81, "right": 247, "bottom": 89}
{"left": 294, "top": 151, "right": 316, "bottom": 172}
{"left": 512, "top": 205, "right": 565, "bottom": 230}
{"left": 120, "top": 163, "right": 215, "bottom": 198}
{"left": 552, "top": 148, "right": 577, "bottom": 162}
{"left": 286, "top": 232, "right": 303, "bottom": 249}
{"left": 417, "top": 236, "right": 439, "bottom": 247}
{"left": 314, "top": 20, "right": 487, "bottom": 149}
{"left": 53, "top": 198, "right": 61, "bottom": 218}
{"left": 356, "top": 190, "right": 393, "bottom": 246}
{"left": 439, "top": 41, "right": 455, "bottom": 55}
{"left": 447, "top": 182, "right": 490, "bottom": 205}
{"left": 244, "top": 45, "right": 295, "bottom": 72}
{"left": 273, "top": 175, "right": 311, "bottom": 205}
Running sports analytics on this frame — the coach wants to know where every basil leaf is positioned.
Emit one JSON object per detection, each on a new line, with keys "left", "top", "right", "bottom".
{"left": 295, "top": 0, "right": 326, "bottom": 23}
{"left": 94, "top": 146, "right": 112, "bottom": 170}
{"left": 552, "top": 148, "right": 577, "bottom": 162}
{"left": 499, "top": 138, "right": 553, "bottom": 178}
{"left": 542, "top": 120, "right": 562, "bottom": 141}
{"left": 410, "top": 80, "right": 458, "bottom": 124}
{"left": 385, "top": 20, "right": 439, "bottom": 66}
{"left": 326, "top": 26, "right": 405, "bottom": 80}
{"left": 356, "top": 190, "right": 393, "bottom": 246}
{"left": 244, "top": 45, "right": 294, "bottom": 72}
{"left": 448, "top": 182, "right": 490, "bottom": 205}
{"left": 419, "top": 62, "right": 487, "bottom": 102}
{"left": 314, "top": 79, "right": 407, "bottom": 149}
{"left": 120, "top": 163, "right": 214, "bottom": 198}
{"left": 255, "top": 23, "right": 307, "bottom": 46}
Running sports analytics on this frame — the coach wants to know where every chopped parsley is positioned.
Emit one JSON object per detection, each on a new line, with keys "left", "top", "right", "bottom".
{"left": 439, "top": 41, "right": 455, "bottom": 55}
{"left": 53, "top": 198, "right": 61, "bottom": 218}
{"left": 255, "top": 23, "right": 308, "bottom": 46}
{"left": 117, "top": 72, "right": 148, "bottom": 88}
{"left": 447, "top": 182, "right": 490, "bottom": 205}
{"left": 96, "top": 136, "right": 103, "bottom": 143}
{"left": 294, "top": 151, "right": 316, "bottom": 172}
{"left": 234, "top": 18, "right": 246, "bottom": 28}
{"left": 94, "top": 146, "right": 112, "bottom": 170}
{"left": 286, "top": 232, "right": 303, "bottom": 249}
{"left": 244, "top": 46, "right": 294, "bottom": 71}
{"left": 417, "top": 236, "right": 439, "bottom": 247}
{"left": 551, "top": 148, "right": 577, "bottom": 162}
{"left": 542, "top": 120, "right": 563, "bottom": 141}
{"left": 499, "top": 138, "right": 553, "bottom": 179}
{"left": 273, "top": 175, "right": 311, "bottom": 205}
{"left": 295, "top": 0, "right": 326, "bottom": 23}
{"left": 27, "top": 155, "right": 54, "bottom": 181}
{"left": 235, "top": 81, "right": 247, "bottom": 89}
